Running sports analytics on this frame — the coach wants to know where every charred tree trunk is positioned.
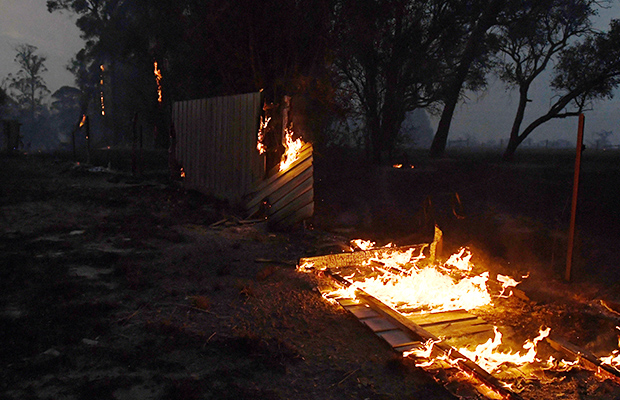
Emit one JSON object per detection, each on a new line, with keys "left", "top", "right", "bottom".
{"left": 502, "top": 86, "right": 530, "bottom": 161}
{"left": 430, "top": 0, "right": 502, "bottom": 158}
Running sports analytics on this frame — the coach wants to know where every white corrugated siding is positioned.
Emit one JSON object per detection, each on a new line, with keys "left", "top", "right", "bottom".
{"left": 172, "top": 92, "right": 264, "bottom": 202}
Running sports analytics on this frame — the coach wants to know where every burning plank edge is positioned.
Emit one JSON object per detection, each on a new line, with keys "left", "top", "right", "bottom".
{"left": 324, "top": 270, "right": 523, "bottom": 400}
{"left": 299, "top": 243, "right": 430, "bottom": 271}
{"left": 546, "top": 336, "right": 620, "bottom": 385}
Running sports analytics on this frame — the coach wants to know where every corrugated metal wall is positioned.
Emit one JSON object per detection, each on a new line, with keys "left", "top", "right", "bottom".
{"left": 245, "top": 142, "right": 314, "bottom": 228}
{"left": 172, "top": 92, "right": 264, "bottom": 202}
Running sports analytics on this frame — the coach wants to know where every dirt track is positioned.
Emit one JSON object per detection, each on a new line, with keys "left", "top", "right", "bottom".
{"left": 2, "top": 150, "right": 620, "bottom": 399}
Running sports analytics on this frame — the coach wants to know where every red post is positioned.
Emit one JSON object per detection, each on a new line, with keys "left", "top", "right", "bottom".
{"left": 565, "top": 113, "right": 585, "bottom": 282}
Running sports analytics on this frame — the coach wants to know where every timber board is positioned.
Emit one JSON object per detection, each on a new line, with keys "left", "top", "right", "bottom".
{"left": 406, "top": 309, "right": 479, "bottom": 326}
{"left": 422, "top": 318, "right": 494, "bottom": 338}
{"left": 299, "top": 244, "right": 428, "bottom": 271}
{"left": 362, "top": 317, "right": 399, "bottom": 333}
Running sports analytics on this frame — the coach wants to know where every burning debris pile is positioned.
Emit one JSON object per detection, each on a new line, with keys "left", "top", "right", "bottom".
{"left": 299, "top": 233, "right": 620, "bottom": 398}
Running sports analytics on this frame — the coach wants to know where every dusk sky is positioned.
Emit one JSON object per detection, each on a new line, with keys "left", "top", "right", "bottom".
{"left": 1, "top": 0, "right": 620, "bottom": 146}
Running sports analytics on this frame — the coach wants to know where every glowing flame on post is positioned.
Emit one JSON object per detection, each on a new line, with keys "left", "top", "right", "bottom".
{"left": 257, "top": 116, "right": 270, "bottom": 154}
{"left": 154, "top": 61, "right": 163, "bottom": 103}
{"left": 100, "top": 64, "right": 105, "bottom": 116}
{"left": 279, "top": 126, "right": 304, "bottom": 172}
{"left": 79, "top": 114, "right": 86, "bottom": 128}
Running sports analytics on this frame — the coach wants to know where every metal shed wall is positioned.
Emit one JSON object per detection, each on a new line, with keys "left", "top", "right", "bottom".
{"left": 172, "top": 92, "right": 264, "bottom": 202}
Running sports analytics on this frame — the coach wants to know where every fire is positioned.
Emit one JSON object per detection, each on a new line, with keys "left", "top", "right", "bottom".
{"left": 600, "top": 326, "right": 620, "bottom": 369}
{"left": 256, "top": 116, "right": 270, "bottom": 154}
{"left": 79, "top": 114, "right": 86, "bottom": 128}
{"left": 335, "top": 247, "right": 493, "bottom": 313}
{"left": 457, "top": 327, "right": 551, "bottom": 373}
{"left": 279, "top": 125, "right": 304, "bottom": 172}
{"left": 100, "top": 64, "right": 105, "bottom": 116}
{"left": 154, "top": 61, "right": 163, "bottom": 103}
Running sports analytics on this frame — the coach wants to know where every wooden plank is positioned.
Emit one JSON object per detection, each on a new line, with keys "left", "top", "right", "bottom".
{"left": 299, "top": 244, "right": 428, "bottom": 271}
{"left": 321, "top": 271, "right": 522, "bottom": 400}
{"left": 345, "top": 305, "right": 380, "bottom": 319}
{"left": 546, "top": 336, "right": 620, "bottom": 385}
{"left": 378, "top": 330, "right": 420, "bottom": 348}
{"left": 362, "top": 317, "right": 399, "bottom": 333}
{"left": 422, "top": 319, "right": 494, "bottom": 338}
{"left": 407, "top": 309, "right": 478, "bottom": 326}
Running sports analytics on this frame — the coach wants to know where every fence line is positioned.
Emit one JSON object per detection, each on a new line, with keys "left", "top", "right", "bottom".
{"left": 172, "top": 92, "right": 264, "bottom": 202}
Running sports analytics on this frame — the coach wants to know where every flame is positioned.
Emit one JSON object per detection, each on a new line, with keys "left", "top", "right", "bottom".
{"left": 457, "top": 327, "right": 551, "bottom": 373}
{"left": 180, "top": 167, "right": 185, "bottom": 178}
{"left": 79, "top": 114, "right": 86, "bottom": 128}
{"left": 350, "top": 239, "right": 376, "bottom": 251}
{"left": 279, "top": 125, "right": 304, "bottom": 172}
{"left": 154, "top": 61, "right": 163, "bottom": 103}
{"left": 100, "top": 64, "right": 105, "bottom": 116}
{"left": 600, "top": 326, "right": 620, "bottom": 369}
{"left": 257, "top": 116, "right": 271, "bottom": 154}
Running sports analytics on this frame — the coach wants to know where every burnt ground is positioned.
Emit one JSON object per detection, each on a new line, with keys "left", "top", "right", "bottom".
{"left": 2, "top": 147, "right": 620, "bottom": 399}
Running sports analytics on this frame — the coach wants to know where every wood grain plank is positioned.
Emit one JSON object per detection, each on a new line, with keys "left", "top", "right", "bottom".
{"left": 407, "top": 309, "right": 478, "bottom": 326}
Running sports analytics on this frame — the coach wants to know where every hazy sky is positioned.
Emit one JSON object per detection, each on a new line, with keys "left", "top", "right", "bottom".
{"left": 1, "top": 0, "right": 619, "bottom": 145}
{"left": 0, "top": 0, "right": 84, "bottom": 95}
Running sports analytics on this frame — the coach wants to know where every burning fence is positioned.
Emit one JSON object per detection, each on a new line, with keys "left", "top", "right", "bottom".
{"left": 299, "top": 234, "right": 620, "bottom": 398}
{"left": 172, "top": 92, "right": 314, "bottom": 228}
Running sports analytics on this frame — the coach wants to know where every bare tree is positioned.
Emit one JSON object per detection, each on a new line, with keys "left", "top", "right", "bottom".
{"left": 501, "top": 18, "right": 620, "bottom": 160}
{"left": 495, "top": 0, "right": 599, "bottom": 160}
{"left": 4, "top": 44, "right": 50, "bottom": 121}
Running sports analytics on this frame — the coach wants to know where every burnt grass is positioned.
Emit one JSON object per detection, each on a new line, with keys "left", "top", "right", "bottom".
{"left": 1, "top": 147, "right": 620, "bottom": 399}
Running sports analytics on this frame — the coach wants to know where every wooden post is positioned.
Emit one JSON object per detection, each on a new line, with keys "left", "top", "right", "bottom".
{"left": 565, "top": 113, "right": 585, "bottom": 282}
{"left": 85, "top": 116, "right": 91, "bottom": 165}
{"left": 132, "top": 112, "right": 138, "bottom": 176}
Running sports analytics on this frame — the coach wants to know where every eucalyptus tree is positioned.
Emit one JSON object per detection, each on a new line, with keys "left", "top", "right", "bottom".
{"left": 429, "top": 0, "right": 505, "bottom": 158}
{"left": 495, "top": 0, "right": 600, "bottom": 160}
{"left": 48, "top": 0, "right": 172, "bottom": 145}
{"left": 332, "top": 0, "right": 476, "bottom": 163}
{"left": 4, "top": 44, "right": 50, "bottom": 121}
{"left": 502, "top": 19, "right": 620, "bottom": 159}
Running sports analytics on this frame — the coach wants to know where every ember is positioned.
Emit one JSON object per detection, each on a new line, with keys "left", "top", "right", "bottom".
{"left": 100, "top": 64, "right": 105, "bottom": 116}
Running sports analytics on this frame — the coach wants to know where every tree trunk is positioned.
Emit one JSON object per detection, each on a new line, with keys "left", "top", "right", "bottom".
{"left": 502, "top": 86, "right": 530, "bottom": 161}
{"left": 429, "top": 0, "right": 502, "bottom": 158}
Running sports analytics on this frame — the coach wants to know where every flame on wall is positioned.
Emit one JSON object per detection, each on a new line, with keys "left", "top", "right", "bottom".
{"left": 256, "top": 115, "right": 270, "bottom": 154}
{"left": 279, "top": 126, "right": 304, "bottom": 172}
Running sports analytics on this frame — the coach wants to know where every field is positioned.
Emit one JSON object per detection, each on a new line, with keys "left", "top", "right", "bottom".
{"left": 2, "top": 147, "right": 620, "bottom": 399}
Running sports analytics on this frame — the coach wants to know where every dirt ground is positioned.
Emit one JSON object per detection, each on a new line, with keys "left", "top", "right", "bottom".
{"left": 2, "top": 148, "right": 620, "bottom": 399}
